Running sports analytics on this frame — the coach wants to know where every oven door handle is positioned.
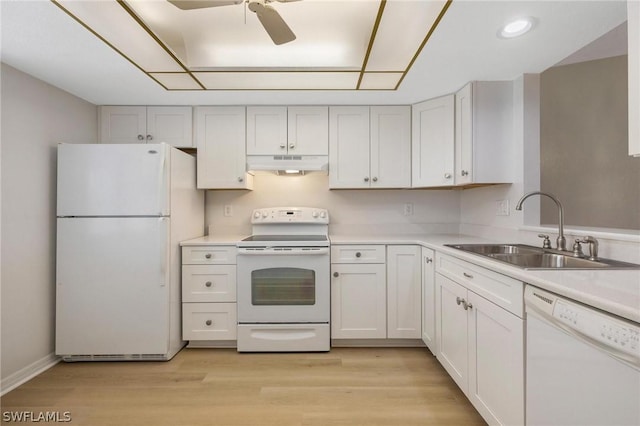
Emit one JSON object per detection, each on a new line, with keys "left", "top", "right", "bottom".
{"left": 237, "top": 247, "right": 330, "bottom": 256}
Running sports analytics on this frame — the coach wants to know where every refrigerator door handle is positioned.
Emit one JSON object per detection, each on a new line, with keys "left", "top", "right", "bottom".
{"left": 159, "top": 217, "right": 168, "bottom": 287}
{"left": 157, "top": 147, "right": 167, "bottom": 215}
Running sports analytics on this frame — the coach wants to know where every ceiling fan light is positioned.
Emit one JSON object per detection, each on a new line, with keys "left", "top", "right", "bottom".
{"left": 499, "top": 17, "right": 534, "bottom": 39}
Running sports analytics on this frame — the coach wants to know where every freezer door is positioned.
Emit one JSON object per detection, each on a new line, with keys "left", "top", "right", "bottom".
{"left": 56, "top": 217, "right": 171, "bottom": 356}
{"left": 57, "top": 143, "right": 170, "bottom": 217}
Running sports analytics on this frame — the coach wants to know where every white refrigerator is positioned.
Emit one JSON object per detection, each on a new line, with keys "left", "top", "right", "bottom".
{"left": 56, "top": 143, "right": 204, "bottom": 361}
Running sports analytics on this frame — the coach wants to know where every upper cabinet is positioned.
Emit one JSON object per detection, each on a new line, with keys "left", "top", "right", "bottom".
{"left": 195, "top": 106, "right": 253, "bottom": 190}
{"left": 411, "top": 95, "right": 455, "bottom": 187}
{"left": 99, "top": 106, "right": 194, "bottom": 148}
{"left": 629, "top": 0, "right": 639, "bottom": 157}
{"left": 411, "top": 81, "right": 514, "bottom": 188}
{"left": 246, "top": 106, "right": 328, "bottom": 156}
{"left": 455, "top": 81, "right": 514, "bottom": 185}
{"left": 329, "top": 106, "right": 411, "bottom": 189}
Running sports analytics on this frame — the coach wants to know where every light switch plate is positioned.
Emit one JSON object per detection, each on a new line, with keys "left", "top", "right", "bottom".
{"left": 496, "top": 200, "right": 510, "bottom": 216}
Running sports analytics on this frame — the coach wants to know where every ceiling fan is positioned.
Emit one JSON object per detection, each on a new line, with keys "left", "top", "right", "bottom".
{"left": 167, "top": 0, "right": 298, "bottom": 45}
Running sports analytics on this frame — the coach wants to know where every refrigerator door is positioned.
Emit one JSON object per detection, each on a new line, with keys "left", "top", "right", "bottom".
{"left": 57, "top": 143, "right": 170, "bottom": 217}
{"left": 56, "top": 217, "right": 171, "bottom": 356}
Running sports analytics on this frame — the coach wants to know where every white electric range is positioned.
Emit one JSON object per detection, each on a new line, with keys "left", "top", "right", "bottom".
{"left": 236, "top": 207, "right": 330, "bottom": 352}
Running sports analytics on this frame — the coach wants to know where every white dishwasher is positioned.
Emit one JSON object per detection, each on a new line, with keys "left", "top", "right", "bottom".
{"left": 525, "top": 285, "right": 640, "bottom": 426}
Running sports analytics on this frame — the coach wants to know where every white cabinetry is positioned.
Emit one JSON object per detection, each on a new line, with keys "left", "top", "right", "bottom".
{"left": 454, "top": 81, "right": 513, "bottom": 185}
{"left": 181, "top": 245, "right": 237, "bottom": 343}
{"left": 99, "top": 106, "right": 193, "bottom": 148}
{"left": 411, "top": 95, "right": 455, "bottom": 187}
{"left": 195, "top": 106, "right": 253, "bottom": 190}
{"left": 629, "top": 0, "right": 640, "bottom": 157}
{"left": 331, "top": 245, "right": 386, "bottom": 339}
{"left": 435, "top": 253, "right": 524, "bottom": 426}
{"left": 329, "top": 106, "right": 411, "bottom": 189}
{"left": 386, "top": 245, "right": 421, "bottom": 339}
{"left": 421, "top": 247, "right": 436, "bottom": 352}
{"left": 246, "top": 106, "right": 328, "bottom": 155}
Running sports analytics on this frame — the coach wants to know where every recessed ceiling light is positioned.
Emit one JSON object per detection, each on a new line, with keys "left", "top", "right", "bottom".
{"left": 499, "top": 17, "right": 534, "bottom": 39}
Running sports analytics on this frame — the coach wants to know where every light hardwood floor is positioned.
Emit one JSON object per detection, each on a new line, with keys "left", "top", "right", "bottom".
{"left": 1, "top": 347, "right": 486, "bottom": 426}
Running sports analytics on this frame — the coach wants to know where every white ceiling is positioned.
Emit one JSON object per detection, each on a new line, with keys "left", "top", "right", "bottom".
{"left": 0, "top": 0, "right": 628, "bottom": 106}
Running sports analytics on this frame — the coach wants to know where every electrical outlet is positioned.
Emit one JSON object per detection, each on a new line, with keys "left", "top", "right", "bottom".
{"left": 224, "top": 205, "right": 233, "bottom": 217}
{"left": 403, "top": 203, "right": 414, "bottom": 216}
{"left": 496, "top": 200, "right": 510, "bottom": 216}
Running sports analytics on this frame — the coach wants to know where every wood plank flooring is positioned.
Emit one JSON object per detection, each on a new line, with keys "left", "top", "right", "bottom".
{"left": 1, "top": 347, "right": 486, "bottom": 426}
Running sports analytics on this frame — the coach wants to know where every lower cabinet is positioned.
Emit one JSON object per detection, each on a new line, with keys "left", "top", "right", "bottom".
{"left": 181, "top": 245, "right": 237, "bottom": 344}
{"left": 421, "top": 247, "right": 436, "bottom": 352}
{"left": 435, "top": 254, "right": 524, "bottom": 426}
{"left": 331, "top": 244, "right": 421, "bottom": 340}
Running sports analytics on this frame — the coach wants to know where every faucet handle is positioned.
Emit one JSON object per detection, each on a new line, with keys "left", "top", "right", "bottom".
{"left": 538, "top": 234, "right": 552, "bottom": 249}
{"left": 572, "top": 239, "right": 584, "bottom": 257}
{"left": 576, "top": 236, "right": 599, "bottom": 260}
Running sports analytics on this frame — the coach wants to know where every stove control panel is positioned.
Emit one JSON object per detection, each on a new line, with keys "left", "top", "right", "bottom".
{"left": 250, "top": 207, "right": 329, "bottom": 224}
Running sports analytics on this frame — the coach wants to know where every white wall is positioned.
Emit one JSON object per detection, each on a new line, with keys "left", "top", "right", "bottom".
{"left": 205, "top": 172, "right": 461, "bottom": 236}
{"left": 1, "top": 63, "right": 97, "bottom": 392}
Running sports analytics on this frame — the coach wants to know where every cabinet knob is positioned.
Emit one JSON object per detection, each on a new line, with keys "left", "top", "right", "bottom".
{"left": 146, "top": 134, "right": 153, "bottom": 141}
{"left": 280, "top": 144, "right": 286, "bottom": 149}
{"left": 289, "top": 144, "right": 295, "bottom": 149}
{"left": 456, "top": 297, "right": 463, "bottom": 306}
{"left": 444, "top": 173, "right": 452, "bottom": 179}
{"left": 425, "top": 257, "right": 433, "bottom": 264}
{"left": 333, "top": 272, "right": 339, "bottom": 278}
{"left": 461, "top": 170, "right": 469, "bottom": 176}
{"left": 372, "top": 177, "right": 378, "bottom": 182}
{"left": 205, "top": 253, "right": 212, "bottom": 259}
{"left": 364, "top": 177, "right": 370, "bottom": 182}
{"left": 205, "top": 281, "right": 212, "bottom": 287}
{"left": 238, "top": 177, "right": 244, "bottom": 183}
{"left": 137, "top": 134, "right": 144, "bottom": 141}
{"left": 355, "top": 252, "right": 362, "bottom": 258}
{"left": 466, "top": 302, "right": 473, "bottom": 310}
{"left": 205, "top": 320, "right": 212, "bottom": 326}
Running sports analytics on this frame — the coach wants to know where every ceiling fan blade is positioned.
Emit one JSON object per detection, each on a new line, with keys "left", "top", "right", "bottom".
{"left": 167, "top": 0, "right": 243, "bottom": 11}
{"left": 251, "top": 3, "right": 296, "bottom": 45}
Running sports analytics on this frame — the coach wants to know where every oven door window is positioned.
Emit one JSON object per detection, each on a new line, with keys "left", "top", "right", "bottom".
{"left": 251, "top": 268, "right": 315, "bottom": 306}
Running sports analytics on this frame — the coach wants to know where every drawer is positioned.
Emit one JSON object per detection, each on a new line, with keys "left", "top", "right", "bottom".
{"left": 182, "top": 265, "right": 236, "bottom": 303}
{"left": 182, "top": 245, "right": 236, "bottom": 265}
{"left": 436, "top": 253, "right": 523, "bottom": 317}
{"left": 182, "top": 303, "right": 237, "bottom": 341}
{"left": 331, "top": 245, "right": 386, "bottom": 264}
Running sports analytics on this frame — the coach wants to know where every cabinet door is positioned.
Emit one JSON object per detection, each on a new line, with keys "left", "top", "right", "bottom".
{"left": 99, "top": 106, "right": 146, "bottom": 144}
{"left": 331, "top": 263, "right": 386, "bottom": 339}
{"left": 370, "top": 106, "right": 411, "bottom": 188}
{"left": 387, "top": 245, "right": 421, "bottom": 339}
{"left": 288, "top": 106, "right": 329, "bottom": 156}
{"left": 411, "top": 96, "right": 454, "bottom": 187}
{"left": 421, "top": 247, "right": 436, "bottom": 352}
{"left": 146, "top": 106, "right": 193, "bottom": 148}
{"left": 195, "top": 106, "right": 253, "bottom": 189}
{"left": 246, "top": 106, "right": 288, "bottom": 155}
{"left": 455, "top": 82, "right": 473, "bottom": 185}
{"left": 467, "top": 291, "right": 524, "bottom": 426}
{"left": 329, "top": 106, "right": 370, "bottom": 188}
{"left": 435, "top": 273, "right": 468, "bottom": 392}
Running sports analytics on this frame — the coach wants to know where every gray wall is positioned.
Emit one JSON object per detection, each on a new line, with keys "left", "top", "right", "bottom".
{"left": 1, "top": 63, "right": 97, "bottom": 390}
{"left": 540, "top": 55, "right": 640, "bottom": 230}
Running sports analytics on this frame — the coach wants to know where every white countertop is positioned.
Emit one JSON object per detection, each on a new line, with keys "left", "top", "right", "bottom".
{"left": 180, "top": 233, "right": 640, "bottom": 323}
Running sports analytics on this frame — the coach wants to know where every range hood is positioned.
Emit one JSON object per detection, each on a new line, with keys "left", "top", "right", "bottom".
{"left": 246, "top": 155, "right": 329, "bottom": 173}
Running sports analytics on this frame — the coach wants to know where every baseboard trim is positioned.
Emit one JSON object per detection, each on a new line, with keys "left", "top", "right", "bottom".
{"left": 1, "top": 353, "right": 60, "bottom": 396}
{"left": 331, "top": 338, "right": 425, "bottom": 348}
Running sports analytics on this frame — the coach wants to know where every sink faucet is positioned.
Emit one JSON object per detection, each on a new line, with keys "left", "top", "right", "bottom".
{"left": 515, "top": 191, "right": 567, "bottom": 251}
{"left": 576, "top": 236, "right": 599, "bottom": 260}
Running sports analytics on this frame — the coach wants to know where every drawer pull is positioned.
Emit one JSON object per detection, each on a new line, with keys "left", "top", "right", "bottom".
{"left": 205, "top": 281, "right": 212, "bottom": 287}
{"left": 425, "top": 257, "right": 433, "bottom": 264}
{"left": 333, "top": 272, "right": 339, "bottom": 278}
{"left": 355, "top": 252, "right": 362, "bottom": 258}
{"left": 205, "top": 253, "right": 212, "bottom": 259}
{"left": 205, "top": 320, "right": 212, "bottom": 326}
{"left": 463, "top": 272, "right": 474, "bottom": 279}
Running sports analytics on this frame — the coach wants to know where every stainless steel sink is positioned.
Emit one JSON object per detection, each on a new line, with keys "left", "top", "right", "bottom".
{"left": 445, "top": 244, "right": 640, "bottom": 270}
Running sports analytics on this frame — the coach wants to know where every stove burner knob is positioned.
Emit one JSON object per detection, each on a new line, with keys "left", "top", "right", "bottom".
{"left": 320, "top": 211, "right": 327, "bottom": 219}
{"left": 312, "top": 211, "right": 319, "bottom": 218}
{"left": 253, "top": 211, "right": 261, "bottom": 219}
{"left": 262, "top": 211, "right": 268, "bottom": 218}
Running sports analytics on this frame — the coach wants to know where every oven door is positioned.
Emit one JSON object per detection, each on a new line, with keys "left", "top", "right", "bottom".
{"left": 236, "top": 247, "right": 330, "bottom": 323}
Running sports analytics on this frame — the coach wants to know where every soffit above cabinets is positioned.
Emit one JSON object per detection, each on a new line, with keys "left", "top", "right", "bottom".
{"left": 51, "top": 0, "right": 450, "bottom": 91}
